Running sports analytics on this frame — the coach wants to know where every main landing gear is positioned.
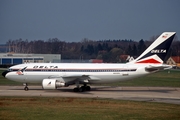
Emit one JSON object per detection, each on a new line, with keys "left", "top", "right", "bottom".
{"left": 73, "top": 84, "right": 91, "bottom": 92}
{"left": 23, "top": 83, "right": 29, "bottom": 91}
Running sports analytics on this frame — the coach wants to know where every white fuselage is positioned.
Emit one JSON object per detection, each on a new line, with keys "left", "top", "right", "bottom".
{"left": 6, "top": 63, "right": 153, "bottom": 84}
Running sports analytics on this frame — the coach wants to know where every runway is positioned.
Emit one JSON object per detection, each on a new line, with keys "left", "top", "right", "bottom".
{"left": 0, "top": 86, "right": 180, "bottom": 104}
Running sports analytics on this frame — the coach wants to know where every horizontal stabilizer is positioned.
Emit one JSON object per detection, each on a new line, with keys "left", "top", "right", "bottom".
{"left": 145, "top": 64, "right": 172, "bottom": 72}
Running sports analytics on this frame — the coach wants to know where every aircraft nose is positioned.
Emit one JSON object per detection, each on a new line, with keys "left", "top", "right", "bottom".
{"left": 2, "top": 70, "right": 10, "bottom": 77}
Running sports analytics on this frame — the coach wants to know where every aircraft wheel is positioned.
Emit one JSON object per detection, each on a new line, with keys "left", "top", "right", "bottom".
{"left": 86, "top": 86, "right": 91, "bottom": 91}
{"left": 24, "top": 87, "right": 29, "bottom": 91}
{"left": 79, "top": 86, "right": 85, "bottom": 92}
{"left": 73, "top": 87, "right": 79, "bottom": 92}
{"left": 73, "top": 86, "right": 90, "bottom": 92}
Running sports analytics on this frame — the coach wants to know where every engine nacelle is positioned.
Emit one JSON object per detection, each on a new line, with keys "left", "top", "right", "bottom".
{"left": 42, "top": 79, "right": 65, "bottom": 89}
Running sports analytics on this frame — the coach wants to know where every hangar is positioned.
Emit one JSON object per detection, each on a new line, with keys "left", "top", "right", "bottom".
{"left": 0, "top": 53, "right": 61, "bottom": 65}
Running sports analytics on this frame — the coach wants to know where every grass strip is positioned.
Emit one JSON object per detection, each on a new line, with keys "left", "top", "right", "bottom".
{"left": 0, "top": 97, "right": 180, "bottom": 120}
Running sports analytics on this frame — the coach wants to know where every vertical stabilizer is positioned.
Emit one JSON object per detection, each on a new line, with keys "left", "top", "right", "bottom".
{"left": 129, "top": 32, "right": 176, "bottom": 64}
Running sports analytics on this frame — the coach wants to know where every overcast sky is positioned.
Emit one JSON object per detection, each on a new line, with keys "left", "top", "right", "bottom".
{"left": 0, "top": 0, "right": 180, "bottom": 44}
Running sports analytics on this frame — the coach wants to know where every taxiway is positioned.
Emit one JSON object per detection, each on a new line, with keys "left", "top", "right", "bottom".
{"left": 0, "top": 86, "right": 180, "bottom": 104}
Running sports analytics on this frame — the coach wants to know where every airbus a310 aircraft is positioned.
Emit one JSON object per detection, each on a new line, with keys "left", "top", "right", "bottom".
{"left": 2, "top": 32, "right": 176, "bottom": 92}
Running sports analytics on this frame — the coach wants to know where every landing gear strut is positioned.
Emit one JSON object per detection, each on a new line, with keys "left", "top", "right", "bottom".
{"left": 23, "top": 83, "right": 29, "bottom": 91}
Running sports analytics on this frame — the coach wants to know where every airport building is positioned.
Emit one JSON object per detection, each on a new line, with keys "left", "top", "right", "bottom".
{"left": 0, "top": 53, "right": 61, "bottom": 65}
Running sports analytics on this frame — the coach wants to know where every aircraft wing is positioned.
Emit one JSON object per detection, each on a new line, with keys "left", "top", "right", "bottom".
{"left": 49, "top": 74, "right": 101, "bottom": 84}
{"left": 63, "top": 74, "right": 101, "bottom": 80}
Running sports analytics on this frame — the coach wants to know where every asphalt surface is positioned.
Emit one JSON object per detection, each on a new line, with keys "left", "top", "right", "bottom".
{"left": 0, "top": 86, "right": 180, "bottom": 104}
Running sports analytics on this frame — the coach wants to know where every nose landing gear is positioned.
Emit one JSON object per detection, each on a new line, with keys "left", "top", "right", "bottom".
{"left": 23, "top": 83, "right": 29, "bottom": 91}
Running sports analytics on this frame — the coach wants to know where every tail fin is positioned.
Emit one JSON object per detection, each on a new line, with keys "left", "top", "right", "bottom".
{"left": 129, "top": 32, "right": 176, "bottom": 64}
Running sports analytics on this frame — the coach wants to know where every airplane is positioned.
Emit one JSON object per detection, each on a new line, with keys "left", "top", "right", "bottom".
{"left": 2, "top": 32, "right": 176, "bottom": 92}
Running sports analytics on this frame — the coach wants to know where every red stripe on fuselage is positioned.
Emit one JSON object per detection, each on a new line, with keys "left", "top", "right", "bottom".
{"left": 136, "top": 58, "right": 161, "bottom": 64}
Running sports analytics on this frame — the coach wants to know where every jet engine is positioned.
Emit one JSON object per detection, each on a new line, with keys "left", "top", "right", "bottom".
{"left": 42, "top": 79, "right": 65, "bottom": 89}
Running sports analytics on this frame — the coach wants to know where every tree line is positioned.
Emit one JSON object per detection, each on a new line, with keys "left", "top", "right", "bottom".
{"left": 6, "top": 37, "right": 180, "bottom": 63}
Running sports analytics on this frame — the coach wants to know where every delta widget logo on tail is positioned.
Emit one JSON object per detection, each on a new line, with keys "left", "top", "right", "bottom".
{"left": 162, "top": 34, "right": 168, "bottom": 38}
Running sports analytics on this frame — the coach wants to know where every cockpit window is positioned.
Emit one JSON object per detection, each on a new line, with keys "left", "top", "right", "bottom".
{"left": 8, "top": 68, "right": 13, "bottom": 71}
